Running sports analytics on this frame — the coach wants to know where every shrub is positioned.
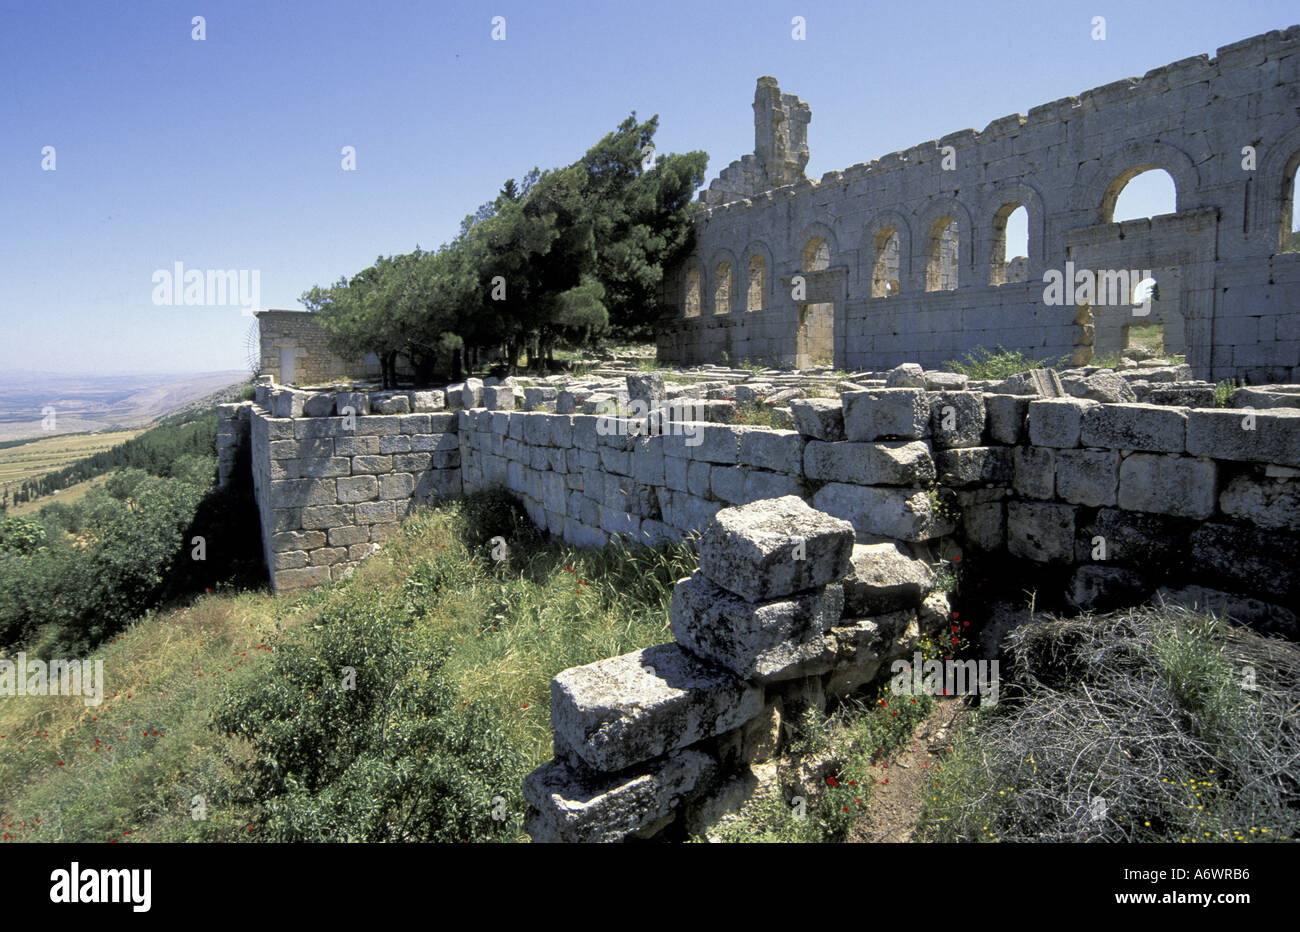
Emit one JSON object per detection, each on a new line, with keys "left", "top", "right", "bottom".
{"left": 917, "top": 607, "right": 1299, "bottom": 842}
{"left": 943, "top": 345, "right": 1055, "bottom": 380}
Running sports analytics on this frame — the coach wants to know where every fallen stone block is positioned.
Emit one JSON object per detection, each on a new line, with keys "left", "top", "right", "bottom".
{"left": 549, "top": 642, "right": 762, "bottom": 772}
{"left": 884, "top": 363, "right": 926, "bottom": 388}
{"left": 670, "top": 572, "right": 841, "bottom": 683}
{"left": 841, "top": 542, "right": 936, "bottom": 614}
{"left": 1155, "top": 585, "right": 1298, "bottom": 639}
{"left": 698, "top": 495, "right": 854, "bottom": 601}
{"left": 523, "top": 747, "right": 716, "bottom": 843}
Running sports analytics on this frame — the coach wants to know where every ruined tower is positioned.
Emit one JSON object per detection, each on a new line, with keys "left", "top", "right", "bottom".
{"left": 700, "top": 77, "right": 811, "bottom": 207}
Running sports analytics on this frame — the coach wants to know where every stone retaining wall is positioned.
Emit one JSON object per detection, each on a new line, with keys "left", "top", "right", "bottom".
{"left": 224, "top": 372, "right": 1300, "bottom": 622}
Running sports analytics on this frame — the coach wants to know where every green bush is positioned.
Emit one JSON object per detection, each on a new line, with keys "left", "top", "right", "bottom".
{"left": 217, "top": 589, "right": 526, "bottom": 842}
{"left": 943, "top": 345, "right": 1056, "bottom": 380}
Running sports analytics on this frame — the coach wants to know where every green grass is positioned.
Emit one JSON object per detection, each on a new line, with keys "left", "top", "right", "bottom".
{"left": 0, "top": 491, "right": 696, "bottom": 842}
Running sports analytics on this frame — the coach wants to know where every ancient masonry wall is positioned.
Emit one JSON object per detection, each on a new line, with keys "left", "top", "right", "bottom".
{"left": 221, "top": 373, "right": 1300, "bottom": 839}
{"left": 657, "top": 28, "right": 1300, "bottom": 383}
{"left": 222, "top": 376, "right": 1300, "bottom": 616}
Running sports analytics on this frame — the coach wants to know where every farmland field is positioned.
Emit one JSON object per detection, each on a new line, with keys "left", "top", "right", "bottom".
{"left": 0, "top": 429, "right": 145, "bottom": 506}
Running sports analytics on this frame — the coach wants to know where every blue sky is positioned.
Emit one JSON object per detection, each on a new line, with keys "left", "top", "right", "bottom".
{"left": 1, "top": 0, "right": 1294, "bottom": 374}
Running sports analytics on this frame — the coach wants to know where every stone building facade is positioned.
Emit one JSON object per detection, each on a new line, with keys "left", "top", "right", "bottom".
{"left": 657, "top": 28, "right": 1300, "bottom": 383}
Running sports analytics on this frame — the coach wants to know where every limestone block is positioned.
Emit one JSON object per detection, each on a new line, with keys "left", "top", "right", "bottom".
{"left": 271, "top": 529, "right": 326, "bottom": 552}
{"left": 1155, "top": 585, "right": 1298, "bottom": 637}
{"left": 884, "top": 363, "right": 925, "bottom": 388}
{"left": 550, "top": 642, "right": 761, "bottom": 772}
{"left": 379, "top": 473, "right": 415, "bottom": 500}
{"left": 1188, "top": 523, "right": 1300, "bottom": 604}
{"left": 482, "top": 385, "right": 515, "bottom": 410}
{"left": 925, "top": 371, "right": 969, "bottom": 391}
{"left": 337, "top": 475, "right": 379, "bottom": 503}
{"left": 709, "top": 465, "right": 748, "bottom": 504}
{"left": 523, "top": 747, "right": 716, "bottom": 844}
{"left": 804, "top": 440, "right": 935, "bottom": 486}
{"left": 1186, "top": 409, "right": 1300, "bottom": 468}
{"left": 934, "top": 447, "right": 1013, "bottom": 486}
{"left": 626, "top": 372, "right": 666, "bottom": 407}
{"left": 927, "top": 391, "right": 985, "bottom": 449}
{"left": 738, "top": 429, "right": 804, "bottom": 474}
{"left": 670, "top": 573, "right": 842, "bottom": 683}
{"left": 1219, "top": 474, "right": 1300, "bottom": 531}
{"left": 301, "top": 504, "right": 353, "bottom": 530}
{"left": 1027, "top": 398, "right": 1096, "bottom": 448}
{"left": 371, "top": 394, "right": 410, "bottom": 415}
{"left": 698, "top": 495, "right": 854, "bottom": 601}
{"left": 1013, "top": 445, "right": 1055, "bottom": 499}
{"left": 790, "top": 398, "right": 846, "bottom": 441}
{"left": 1006, "top": 501, "right": 1077, "bottom": 563}
{"left": 843, "top": 389, "right": 930, "bottom": 441}
{"left": 984, "top": 394, "right": 1030, "bottom": 444}
{"left": 842, "top": 542, "right": 936, "bottom": 615}
{"left": 811, "top": 483, "right": 936, "bottom": 541}
{"left": 334, "top": 391, "right": 370, "bottom": 416}
{"left": 1118, "top": 453, "right": 1217, "bottom": 519}
{"left": 270, "top": 389, "right": 307, "bottom": 418}
{"left": 301, "top": 392, "right": 335, "bottom": 417}
{"left": 743, "top": 470, "right": 802, "bottom": 503}
{"left": 327, "top": 525, "right": 370, "bottom": 547}
{"left": 1079, "top": 403, "right": 1187, "bottom": 453}
{"left": 409, "top": 390, "right": 445, "bottom": 412}
{"left": 993, "top": 368, "right": 1066, "bottom": 397}
{"left": 685, "top": 423, "right": 742, "bottom": 463}
{"left": 1055, "top": 449, "right": 1120, "bottom": 507}
{"left": 524, "top": 386, "right": 559, "bottom": 411}
{"left": 1071, "top": 372, "right": 1137, "bottom": 403}
{"left": 268, "top": 478, "right": 337, "bottom": 508}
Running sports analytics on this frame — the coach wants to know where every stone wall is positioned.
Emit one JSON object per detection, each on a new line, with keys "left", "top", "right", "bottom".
{"left": 255, "top": 310, "right": 355, "bottom": 385}
{"left": 228, "top": 370, "right": 1300, "bottom": 622}
{"left": 658, "top": 28, "right": 1300, "bottom": 383}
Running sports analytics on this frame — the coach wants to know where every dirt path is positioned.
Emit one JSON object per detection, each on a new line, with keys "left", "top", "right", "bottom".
{"left": 849, "top": 697, "right": 971, "bottom": 843}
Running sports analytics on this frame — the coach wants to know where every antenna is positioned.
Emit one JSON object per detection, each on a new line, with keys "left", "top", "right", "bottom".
{"left": 244, "top": 320, "right": 262, "bottom": 375}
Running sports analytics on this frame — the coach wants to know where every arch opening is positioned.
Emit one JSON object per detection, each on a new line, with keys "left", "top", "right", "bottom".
{"left": 925, "top": 217, "right": 958, "bottom": 292}
{"left": 990, "top": 204, "right": 1029, "bottom": 285}
{"left": 746, "top": 255, "right": 766, "bottom": 311}
{"left": 1106, "top": 168, "right": 1177, "bottom": 223}
{"left": 684, "top": 267, "right": 701, "bottom": 318}
{"left": 871, "top": 228, "right": 901, "bottom": 297}
{"left": 714, "top": 262, "right": 732, "bottom": 315}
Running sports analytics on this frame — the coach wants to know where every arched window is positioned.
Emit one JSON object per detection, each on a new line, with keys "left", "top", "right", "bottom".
{"left": 871, "top": 228, "right": 900, "bottom": 297}
{"left": 925, "top": 217, "right": 958, "bottom": 292}
{"left": 714, "top": 262, "right": 732, "bottom": 315}
{"left": 684, "top": 267, "right": 701, "bottom": 317}
{"left": 802, "top": 237, "right": 830, "bottom": 272}
{"left": 747, "top": 255, "right": 765, "bottom": 311}
{"left": 1105, "top": 168, "right": 1177, "bottom": 223}
{"left": 990, "top": 204, "right": 1029, "bottom": 285}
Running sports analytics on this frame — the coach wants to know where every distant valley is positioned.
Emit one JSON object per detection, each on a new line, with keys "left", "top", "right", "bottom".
{"left": 0, "top": 370, "right": 249, "bottom": 442}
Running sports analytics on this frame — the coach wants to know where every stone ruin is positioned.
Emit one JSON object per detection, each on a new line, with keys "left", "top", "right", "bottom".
{"left": 522, "top": 496, "right": 950, "bottom": 842}
{"left": 657, "top": 27, "right": 1300, "bottom": 384}
{"left": 218, "top": 360, "right": 1300, "bottom": 840}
